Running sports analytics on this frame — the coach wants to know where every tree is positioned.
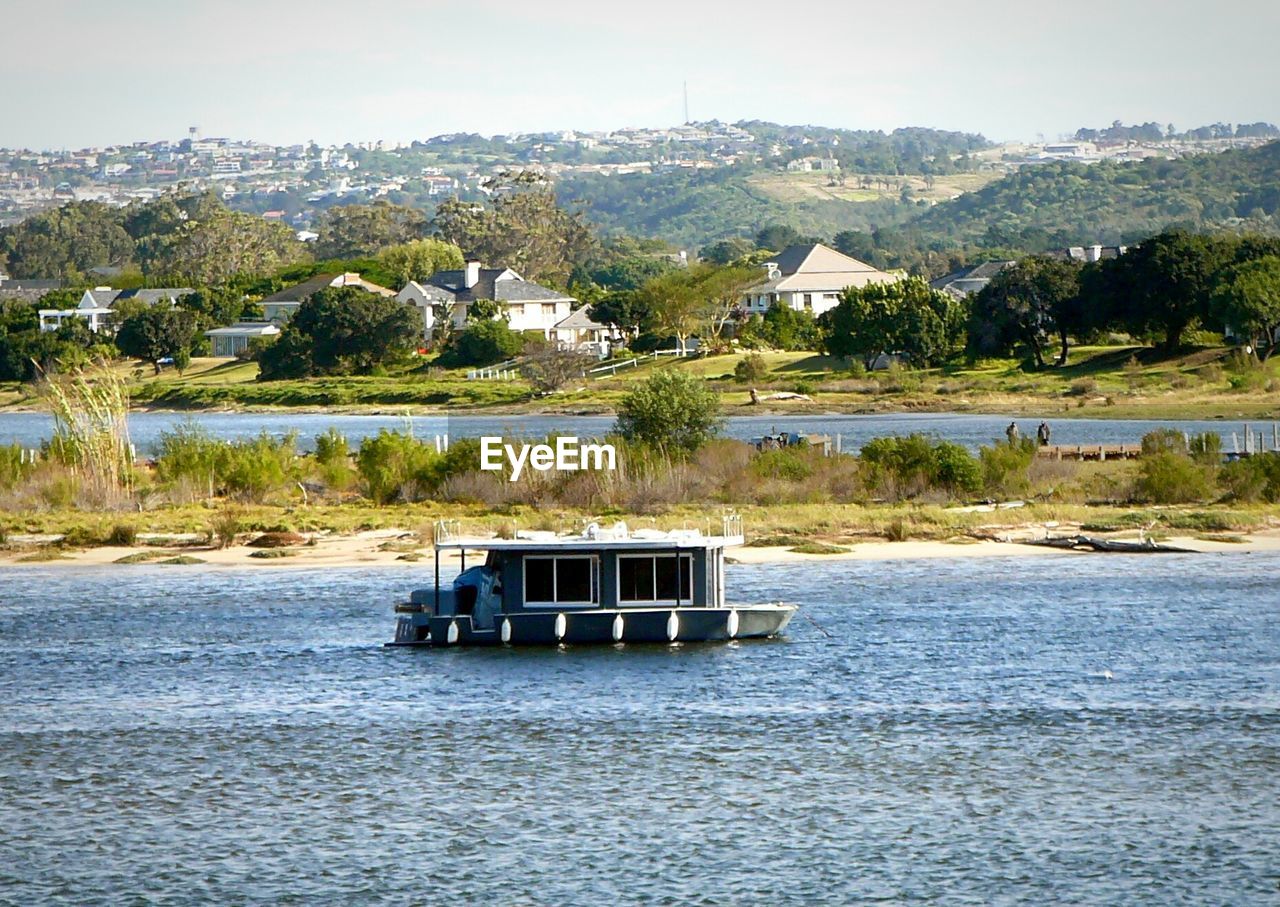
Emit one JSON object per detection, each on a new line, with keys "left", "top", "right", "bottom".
{"left": 967, "top": 257, "right": 1083, "bottom": 367}
{"left": 257, "top": 287, "right": 421, "bottom": 379}
{"left": 636, "top": 270, "right": 703, "bottom": 353}
{"left": 0, "top": 201, "right": 134, "bottom": 279}
{"left": 699, "top": 237, "right": 756, "bottom": 265}
{"left": 441, "top": 318, "right": 525, "bottom": 367}
{"left": 313, "top": 202, "right": 429, "bottom": 259}
{"left": 1210, "top": 256, "right": 1280, "bottom": 360}
{"left": 142, "top": 208, "right": 305, "bottom": 285}
{"left": 376, "top": 239, "right": 464, "bottom": 286}
{"left": 821, "top": 277, "right": 962, "bottom": 368}
{"left": 590, "top": 290, "right": 651, "bottom": 338}
{"left": 614, "top": 371, "right": 722, "bottom": 454}
{"left": 1078, "top": 231, "right": 1234, "bottom": 353}
{"left": 756, "top": 224, "right": 811, "bottom": 252}
{"left": 431, "top": 172, "right": 597, "bottom": 287}
{"left": 694, "top": 264, "right": 759, "bottom": 345}
{"left": 115, "top": 306, "right": 198, "bottom": 375}
{"left": 519, "top": 344, "right": 593, "bottom": 394}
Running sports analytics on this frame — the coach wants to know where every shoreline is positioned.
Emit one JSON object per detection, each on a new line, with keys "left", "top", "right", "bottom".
{"left": 3, "top": 527, "right": 1276, "bottom": 571}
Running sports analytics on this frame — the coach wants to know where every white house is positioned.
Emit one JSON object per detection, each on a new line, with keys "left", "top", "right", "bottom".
{"left": 552, "top": 306, "right": 621, "bottom": 359}
{"left": 205, "top": 322, "right": 281, "bottom": 358}
{"left": 740, "top": 244, "right": 901, "bottom": 317}
{"left": 397, "top": 260, "right": 577, "bottom": 344}
{"left": 38, "top": 287, "right": 192, "bottom": 333}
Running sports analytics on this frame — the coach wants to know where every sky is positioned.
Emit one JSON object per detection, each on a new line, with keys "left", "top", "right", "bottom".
{"left": 4, "top": 0, "right": 1279, "bottom": 150}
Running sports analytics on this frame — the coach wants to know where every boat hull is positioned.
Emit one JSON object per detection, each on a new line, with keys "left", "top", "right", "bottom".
{"left": 386, "top": 604, "right": 795, "bottom": 648}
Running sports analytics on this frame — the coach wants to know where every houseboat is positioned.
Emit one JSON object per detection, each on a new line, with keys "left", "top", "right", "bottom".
{"left": 388, "top": 517, "right": 795, "bottom": 647}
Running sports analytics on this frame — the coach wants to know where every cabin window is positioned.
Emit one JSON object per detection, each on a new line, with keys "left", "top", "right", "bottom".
{"left": 618, "top": 554, "right": 693, "bottom": 605}
{"left": 523, "top": 556, "right": 597, "bottom": 607}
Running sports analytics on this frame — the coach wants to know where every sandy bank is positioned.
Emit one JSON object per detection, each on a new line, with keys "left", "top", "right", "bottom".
{"left": 2, "top": 528, "right": 1278, "bottom": 571}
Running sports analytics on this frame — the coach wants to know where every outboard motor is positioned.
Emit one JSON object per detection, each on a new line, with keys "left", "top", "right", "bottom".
{"left": 454, "top": 566, "right": 502, "bottom": 630}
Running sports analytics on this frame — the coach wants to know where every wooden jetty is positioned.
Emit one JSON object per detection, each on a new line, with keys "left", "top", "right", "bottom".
{"left": 1037, "top": 444, "right": 1141, "bottom": 461}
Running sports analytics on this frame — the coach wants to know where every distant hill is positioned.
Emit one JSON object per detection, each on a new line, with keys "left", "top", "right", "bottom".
{"left": 902, "top": 140, "right": 1280, "bottom": 251}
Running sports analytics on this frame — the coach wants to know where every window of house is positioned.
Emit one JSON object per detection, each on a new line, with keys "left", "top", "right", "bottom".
{"left": 524, "top": 556, "right": 597, "bottom": 607}
{"left": 542, "top": 303, "right": 556, "bottom": 318}
{"left": 803, "top": 293, "right": 813, "bottom": 309}
{"left": 618, "top": 554, "right": 693, "bottom": 605}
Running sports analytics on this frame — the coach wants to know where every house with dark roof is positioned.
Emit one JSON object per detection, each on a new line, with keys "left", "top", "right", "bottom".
{"left": 740, "top": 244, "right": 902, "bottom": 317}
{"left": 396, "top": 260, "right": 578, "bottom": 342}
{"left": 930, "top": 261, "right": 1016, "bottom": 300}
{"left": 38, "top": 286, "right": 193, "bottom": 333}
{"left": 260, "top": 272, "right": 395, "bottom": 323}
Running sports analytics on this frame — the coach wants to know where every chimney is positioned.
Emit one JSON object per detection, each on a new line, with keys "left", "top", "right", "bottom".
{"left": 764, "top": 262, "right": 780, "bottom": 280}
{"left": 1088, "top": 245, "right": 1103, "bottom": 263}
{"left": 464, "top": 260, "right": 481, "bottom": 288}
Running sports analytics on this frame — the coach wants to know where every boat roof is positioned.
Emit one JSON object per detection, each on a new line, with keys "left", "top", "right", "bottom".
{"left": 434, "top": 525, "right": 743, "bottom": 552}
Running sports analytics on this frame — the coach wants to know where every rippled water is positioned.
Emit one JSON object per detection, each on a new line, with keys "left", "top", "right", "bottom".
{"left": 2, "top": 410, "right": 1271, "bottom": 454}
{"left": 2, "top": 554, "right": 1279, "bottom": 904}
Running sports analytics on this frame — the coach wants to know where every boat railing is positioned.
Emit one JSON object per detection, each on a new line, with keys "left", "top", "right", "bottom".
{"left": 433, "top": 519, "right": 462, "bottom": 547}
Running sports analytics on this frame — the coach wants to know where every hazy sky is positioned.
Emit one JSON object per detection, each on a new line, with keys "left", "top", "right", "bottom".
{"left": 4, "top": 0, "right": 1279, "bottom": 149}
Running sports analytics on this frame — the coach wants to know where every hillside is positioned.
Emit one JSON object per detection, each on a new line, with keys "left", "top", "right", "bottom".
{"left": 904, "top": 140, "right": 1280, "bottom": 250}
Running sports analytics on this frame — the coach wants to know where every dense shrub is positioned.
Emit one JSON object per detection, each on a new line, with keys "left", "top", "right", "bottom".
{"left": 615, "top": 371, "right": 722, "bottom": 455}
{"left": 219, "top": 433, "right": 300, "bottom": 501}
{"left": 356, "top": 430, "right": 447, "bottom": 504}
{"left": 441, "top": 319, "right": 525, "bottom": 367}
{"left": 155, "top": 422, "right": 223, "bottom": 491}
{"left": 1220, "top": 453, "right": 1280, "bottom": 502}
{"left": 1135, "top": 451, "right": 1214, "bottom": 503}
{"left": 734, "top": 353, "right": 768, "bottom": 383}
{"left": 312, "top": 428, "right": 355, "bottom": 491}
{"left": 860, "top": 434, "right": 981, "bottom": 497}
{"left": 979, "top": 438, "right": 1037, "bottom": 497}
{"left": 1141, "top": 428, "right": 1188, "bottom": 456}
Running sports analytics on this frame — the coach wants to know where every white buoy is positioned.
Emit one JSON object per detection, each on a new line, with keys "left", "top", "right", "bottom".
{"left": 726, "top": 610, "right": 740, "bottom": 639}
{"left": 555, "top": 612, "right": 567, "bottom": 641}
{"left": 1102, "top": 669, "right": 1113, "bottom": 681}
{"left": 666, "top": 611, "right": 680, "bottom": 642}
{"left": 446, "top": 620, "right": 459, "bottom": 645}
{"left": 612, "top": 613, "right": 625, "bottom": 642}
{"left": 501, "top": 618, "right": 512, "bottom": 644}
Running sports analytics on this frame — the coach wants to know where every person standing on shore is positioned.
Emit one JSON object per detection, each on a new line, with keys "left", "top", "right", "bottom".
{"left": 1006, "top": 422, "right": 1020, "bottom": 444}
{"left": 1037, "top": 421, "right": 1051, "bottom": 446}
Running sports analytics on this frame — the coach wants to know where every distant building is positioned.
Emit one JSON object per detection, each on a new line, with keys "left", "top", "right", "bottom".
{"left": 1046, "top": 245, "right": 1128, "bottom": 263}
{"left": 38, "top": 287, "right": 192, "bottom": 333}
{"left": 397, "top": 261, "right": 577, "bottom": 343}
{"left": 741, "top": 244, "right": 901, "bottom": 317}
{"left": 930, "top": 261, "right": 1016, "bottom": 299}
{"left": 259, "top": 272, "right": 395, "bottom": 323}
{"left": 205, "top": 322, "right": 281, "bottom": 358}
{"left": 786, "top": 157, "right": 840, "bottom": 172}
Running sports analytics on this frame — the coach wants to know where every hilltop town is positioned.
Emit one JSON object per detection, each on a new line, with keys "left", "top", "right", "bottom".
{"left": 3, "top": 119, "right": 1276, "bottom": 236}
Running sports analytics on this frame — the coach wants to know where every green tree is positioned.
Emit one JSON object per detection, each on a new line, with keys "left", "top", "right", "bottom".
{"left": 314, "top": 202, "right": 429, "bottom": 259}
{"left": 1210, "top": 256, "right": 1280, "bottom": 360}
{"left": 699, "top": 237, "right": 757, "bottom": 265}
{"left": 257, "top": 286, "right": 421, "bottom": 379}
{"left": 519, "top": 344, "right": 592, "bottom": 394}
{"left": 590, "top": 290, "right": 651, "bottom": 338}
{"left": 115, "top": 306, "right": 198, "bottom": 374}
{"left": 432, "top": 172, "right": 597, "bottom": 287}
{"left": 1086, "top": 231, "right": 1235, "bottom": 353}
{"left": 968, "top": 257, "right": 1083, "bottom": 367}
{"left": 442, "top": 318, "right": 525, "bottom": 367}
{"left": 0, "top": 201, "right": 134, "bottom": 279}
{"left": 821, "top": 277, "right": 961, "bottom": 368}
{"left": 614, "top": 370, "right": 722, "bottom": 454}
{"left": 142, "top": 208, "right": 304, "bottom": 285}
{"left": 376, "top": 239, "right": 464, "bottom": 286}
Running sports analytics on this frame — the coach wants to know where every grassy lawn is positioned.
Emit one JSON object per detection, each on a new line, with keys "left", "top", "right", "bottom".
{"left": 5, "top": 344, "right": 1278, "bottom": 419}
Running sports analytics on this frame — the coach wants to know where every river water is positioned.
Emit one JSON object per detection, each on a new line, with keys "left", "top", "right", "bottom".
{"left": 1, "top": 410, "right": 1271, "bottom": 454}
{"left": 2, "top": 553, "right": 1277, "bottom": 904}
